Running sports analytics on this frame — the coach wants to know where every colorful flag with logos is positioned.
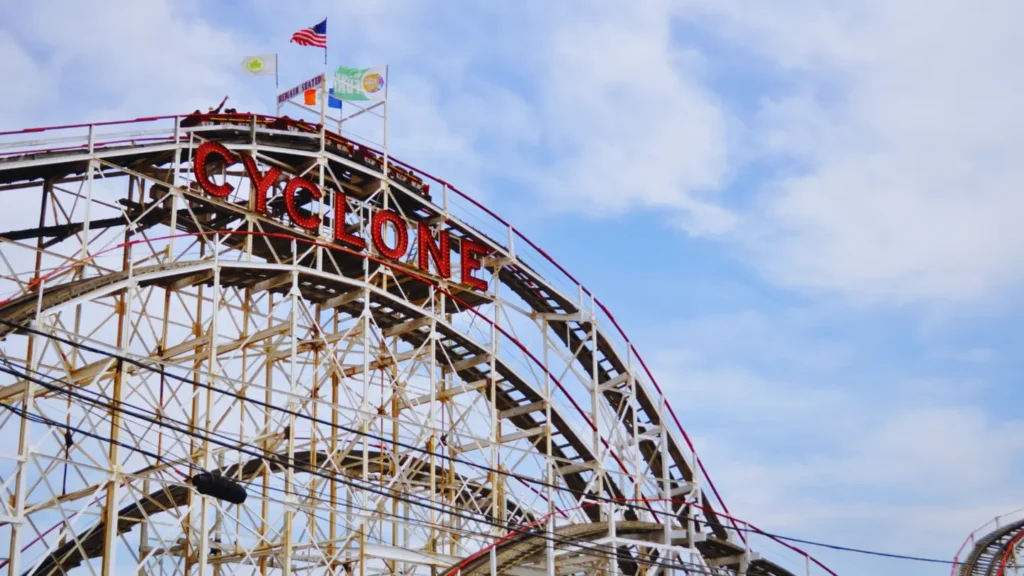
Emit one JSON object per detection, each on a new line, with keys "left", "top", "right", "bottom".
{"left": 333, "top": 66, "right": 388, "bottom": 101}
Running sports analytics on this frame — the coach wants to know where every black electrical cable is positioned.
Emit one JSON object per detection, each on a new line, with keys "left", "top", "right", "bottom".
{"left": 6, "top": 398, "right": 718, "bottom": 576}
{"left": 0, "top": 356, "right": 543, "bottom": 524}
{"left": 0, "top": 400, "right": 190, "bottom": 477}
{"left": 8, "top": 355, "right": 990, "bottom": 573}
{"left": 0, "top": 318, "right": 695, "bottom": 526}
{"left": 0, "top": 129, "right": 966, "bottom": 571}
{"left": 0, "top": 339, "right": 703, "bottom": 546}
{"left": 0, "top": 359, "right": 718, "bottom": 575}
{"left": 0, "top": 325, "right": 976, "bottom": 569}
{"left": 60, "top": 425, "right": 71, "bottom": 497}
{"left": 39, "top": 391, "right": 494, "bottom": 548}
{"left": 10, "top": 352, "right": 990, "bottom": 573}
{"left": 120, "top": 409, "right": 722, "bottom": 576}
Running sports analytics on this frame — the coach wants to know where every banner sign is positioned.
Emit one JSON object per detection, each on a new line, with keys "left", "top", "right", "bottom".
{"left": 192, "top": 141, "right": 491, "bottom": 291}
{"left": 277, "top": 74, "right": 324, "bottom": 106}
{"left": 333, "top": 66, "right": 388, "bottom": 101}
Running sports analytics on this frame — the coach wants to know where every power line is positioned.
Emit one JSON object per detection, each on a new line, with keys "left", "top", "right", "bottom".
{"left": 2, "top": 359, "right": 993, "bottom": 573}
{"left": 4, "top": 397, "right": 720, "bottom": 576}
{"left": 46, "top": 394, "right": 685, "bottom": 575}
{"left": 0, "top": 359, "right": 723, "bottom": 576}
{"left": 0, "top": 319, "right": 694, "bottom": 524}
{"left": 0, "top": 321, "right": 983, "bottom": 569}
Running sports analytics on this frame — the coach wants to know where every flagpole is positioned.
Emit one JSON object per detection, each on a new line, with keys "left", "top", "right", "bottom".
{"left": 319, "top": 69, "right": 327, "bottom": 157}
{"left": 321, "top": 17, "right": 328, "bottom": 131}
{"left": 319, "top": 19, "right": 328, "bottom": 242}
{"left": 319, "top": 74, "right": 327, "bottom": 241}
{"left": 320, "top": 78, "right": 327, "bottom": 145}
{"left": 382, "top": 66, "right": 389, "bottom": 194}
{"left": 320, "top": 19, "right": 328, "bottom": 149}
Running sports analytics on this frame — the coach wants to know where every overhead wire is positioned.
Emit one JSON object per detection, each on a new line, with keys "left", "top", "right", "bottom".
{"left": 13, "top": 395, "right": 562, "bottom": 575}
{"left": 0, "top": 357, "right": 729, "bottom": 576}
{"left": 0, "top": 225, "right": 754, "bottom": 551}
{"left": 0, "top": 349, "right": 993, "bottom": 572}
{"left": 1, "top": 399, "right": 721, "bottom": 576}
{"left": 0, "top": 120, "right": 1004, "bottom": 573}
{"left": 0, "top": 321, "right": 982, "bottom": 569}
{"left": 0, "top": 318, "right": 723, "bottom": 527}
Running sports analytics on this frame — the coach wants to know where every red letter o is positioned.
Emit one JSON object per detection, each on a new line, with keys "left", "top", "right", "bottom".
{"left": 371, "top": 210, "right": 409, "bottom": 260}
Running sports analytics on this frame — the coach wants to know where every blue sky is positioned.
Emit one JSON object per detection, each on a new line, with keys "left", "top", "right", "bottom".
{"left": 3, "top": 0, "right": 1024, "bottom": 573}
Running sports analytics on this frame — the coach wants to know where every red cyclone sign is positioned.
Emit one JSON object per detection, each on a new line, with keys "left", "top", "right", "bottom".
{"left": 193, "top": 141, "right": 490, "bottom": 291}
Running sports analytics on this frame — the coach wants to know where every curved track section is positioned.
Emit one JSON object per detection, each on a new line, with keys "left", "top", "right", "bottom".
{"left": 29, "top": 450, "right": 533, "bottom": 576}
{"left": 957, "top": 518, "right": 1024, "bottom": 576}
{"left": 446, "top": 521, "right": 798, "bottom": 576}
{"left": 0, "top": 114, "right": 831, "bottom": 575}
{"left": 446, "top": 521, "right": 664, "bottom": 576}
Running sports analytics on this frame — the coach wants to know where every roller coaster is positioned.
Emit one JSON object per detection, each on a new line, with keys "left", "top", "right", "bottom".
{"left": 954, "top": 510, "right": 1024, "bottom": 576}
{"left": 0, "top": 112, "right": 836, "bottom": 575}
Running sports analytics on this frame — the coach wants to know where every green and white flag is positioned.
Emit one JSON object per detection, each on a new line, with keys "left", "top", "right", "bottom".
{"left": 241, "top": 54, "right": 277, "bottom": 76}
{"left": 333, "top": 66, "right": 388, "bottom": 101}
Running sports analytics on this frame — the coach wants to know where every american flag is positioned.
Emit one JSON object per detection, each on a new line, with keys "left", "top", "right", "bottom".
{"left": 290, "top": 19, "right": 327, "bottom": 49}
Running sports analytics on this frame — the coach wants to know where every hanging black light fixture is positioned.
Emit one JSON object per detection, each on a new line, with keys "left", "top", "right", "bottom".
{"left": 190, "top": 472, "right": 248, "bottom": 505}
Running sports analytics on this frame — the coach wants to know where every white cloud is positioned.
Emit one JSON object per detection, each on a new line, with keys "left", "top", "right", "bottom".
{"left": 273, "top": 0, "right": 1024, "bottom": 303}
{"left": 5, "top": 4, "right": 1023, "bottom": 574}
{"left": 649, "top": 308, "right": 854, "bottom": 373}
{"left": 265, "top": 1, "right": 740, "bottom": 235}
{"left": 12, "top": 0, "right": 1023, "bottom": 303}
{"left": 690, "top": 0, "right": 1024, "bottom": 302}
{"left": 531, "top": 3, "right": 737, "bottom": 235}
{"left": 655, "top": 308, "right": 1024, "bottom": 574}
{"left": 696, "top": 402, "right": 1024, "bottom": 575}
{"left": 0, "top": 0, "right": 261, "bottom": 129}
{"left": 0, "top": 31, "right": 53, "bottom": 127}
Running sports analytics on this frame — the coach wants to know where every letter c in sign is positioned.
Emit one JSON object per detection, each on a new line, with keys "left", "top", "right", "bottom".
{"left": 194, "top": 141, "right": 237, "bottom": 198}
{"left": 283, "top": 178, "right": 322, "bottom": 231}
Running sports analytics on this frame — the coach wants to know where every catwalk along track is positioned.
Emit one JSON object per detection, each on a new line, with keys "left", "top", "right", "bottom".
{"left": 0, "top": 113, "right": 834, "bottom": 576}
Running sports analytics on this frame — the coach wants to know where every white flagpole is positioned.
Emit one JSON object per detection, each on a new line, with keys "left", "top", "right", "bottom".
{"left": 319, "top": 19, "right": 328, "bottom": 149}
{"left": 382, "top": 65, "right": 389, "bottom": 192}
{"left": 319, "top": 24, "right": 328, "bottom": 242}
{"left": 320, "top": 78, "right": 327, "bottom": 145}
{"left": 321, "top": 19, "right": 329, "bottom": 132}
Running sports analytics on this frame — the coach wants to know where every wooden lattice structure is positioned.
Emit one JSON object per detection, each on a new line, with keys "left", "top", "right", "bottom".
{"left": 0, "top": 114, "right": 833, "bottom": 576}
